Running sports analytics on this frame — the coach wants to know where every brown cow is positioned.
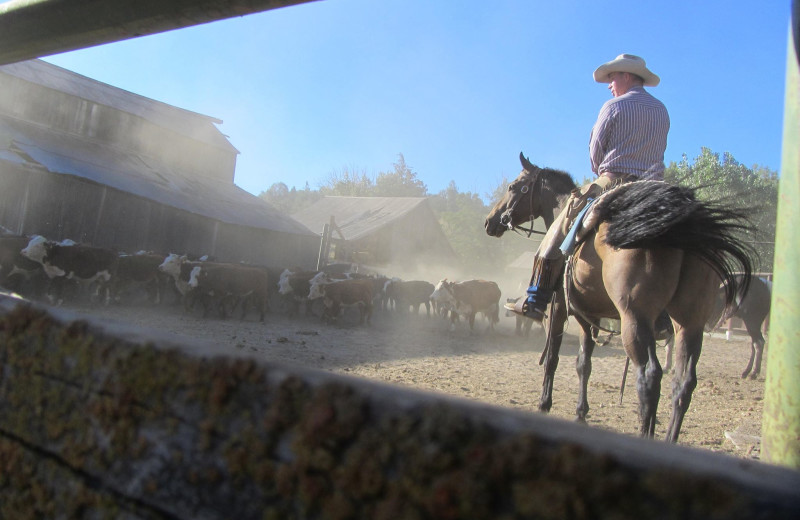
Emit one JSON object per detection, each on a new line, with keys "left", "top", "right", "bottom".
{"left": 188, "top": 262, "right": 271, "bottom": 321}
{"left": 430, "top": 279, "right": 501, "bottom": 332}
{"left": 316, "top": 278, "right": 374, "bottom": 325}
{"left": 384, "top": 279, "right": 435, "bottom": 316}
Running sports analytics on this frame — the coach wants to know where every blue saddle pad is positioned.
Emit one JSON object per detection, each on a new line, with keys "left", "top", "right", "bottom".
{"left": 559, "top": 198, "right": 597, "bottom": 256}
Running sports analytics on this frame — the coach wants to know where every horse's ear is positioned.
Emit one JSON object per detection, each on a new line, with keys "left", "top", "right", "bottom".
{"left": 519, "top": 152, "right": 537, "bottom": 174}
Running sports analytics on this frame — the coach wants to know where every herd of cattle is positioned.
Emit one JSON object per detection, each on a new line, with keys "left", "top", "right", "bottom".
{"left": 0, "top": 233, "right": 520, "bottom": 333}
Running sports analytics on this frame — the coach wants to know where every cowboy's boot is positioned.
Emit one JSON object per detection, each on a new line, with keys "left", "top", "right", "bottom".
{"left": 506, "top": 255, "right": 565, "bottom": 321}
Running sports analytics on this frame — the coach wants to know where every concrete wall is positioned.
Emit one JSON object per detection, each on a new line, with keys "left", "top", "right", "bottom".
{"left": 1, "top": 293, "right": 798, "bottom": 519}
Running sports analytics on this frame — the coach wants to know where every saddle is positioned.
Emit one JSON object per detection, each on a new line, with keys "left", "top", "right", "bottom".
{"left": 558, "top": 175, "right": 635, "bottom": 255}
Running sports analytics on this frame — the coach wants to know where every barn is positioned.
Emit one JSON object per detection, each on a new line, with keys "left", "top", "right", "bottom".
{"left": 0, "top": 59, "right": 319, "bottom": 269}
{"left": 291, "top": 195, "right": 459, "bottom": 274}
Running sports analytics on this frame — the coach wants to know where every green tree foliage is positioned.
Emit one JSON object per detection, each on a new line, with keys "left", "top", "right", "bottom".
{"left": 374, "top": 154, "right": 428, "bottom": 197}
{"left": 429, "top": 181, "right": 510, "bottom": 275}
{"left": 259, "top": 181, "right": 322, "bottom": 214}
{"left": 319, "top": 166, "right": 375, "bottom": 196}
{"left": 259, "top": 148, "right": 776, "bottom": 278}
{"left": 665, "top": 147, "right": 778, "bottom": 272}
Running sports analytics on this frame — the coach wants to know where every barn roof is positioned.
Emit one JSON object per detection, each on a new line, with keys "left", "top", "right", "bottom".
{"left": 291, "top": 196, "right": 432, "bottom": 241}
{"left": 0, "top": 115, "right": 315, "bottom": 236}
{"left": 1, "top": 59, "right": 237, "bottom": 154}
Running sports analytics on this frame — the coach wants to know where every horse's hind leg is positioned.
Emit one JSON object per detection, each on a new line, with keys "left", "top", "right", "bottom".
{"left": 663, "top": 334, "right": 674, "bottom": 373}
{"left": 621, "top": 316, "right": 661, "bottom": 438}
{"left": 665, "top": 327, "right": 702, "bottom": 442}
{"left": 575, "top": 317, "right": 596, "bottom": 422}
{"left": 742, "top": 321, "right": 765, "bottom": 379}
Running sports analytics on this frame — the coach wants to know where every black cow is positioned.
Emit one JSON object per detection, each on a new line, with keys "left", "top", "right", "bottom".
{"left": 20, "top": 235, "right": 118, "bottom": 305}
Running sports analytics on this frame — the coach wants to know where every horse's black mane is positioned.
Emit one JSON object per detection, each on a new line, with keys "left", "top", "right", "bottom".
{"left": 533, "top": 166, "right": 577, "bottom": 195}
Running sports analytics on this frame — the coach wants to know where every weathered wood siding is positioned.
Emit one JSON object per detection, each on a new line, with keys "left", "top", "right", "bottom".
{"left": 0, "top": 164, "right": 318, "bottom": 269}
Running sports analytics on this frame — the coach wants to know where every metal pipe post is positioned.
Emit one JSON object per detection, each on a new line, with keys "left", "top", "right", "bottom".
{"left": 762, "top": 2, "right": 800, "bottom": 469}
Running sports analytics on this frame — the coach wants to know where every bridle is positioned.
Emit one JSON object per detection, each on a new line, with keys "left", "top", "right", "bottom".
{"left": 499, "top": 170, "right": 546, "bottom": 237}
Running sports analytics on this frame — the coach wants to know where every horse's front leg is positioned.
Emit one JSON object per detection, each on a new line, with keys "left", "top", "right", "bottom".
{"left": 665, "top": 328, "right": 702, "bottom": 442}
{"left": 750, "top": 335, "right": 765, "bottom": 379}
{"left": 539, "top": 290, "right": 568, "bottom": 413}
{"left": 575, "top": 317, "right": 596, "bottom": 422}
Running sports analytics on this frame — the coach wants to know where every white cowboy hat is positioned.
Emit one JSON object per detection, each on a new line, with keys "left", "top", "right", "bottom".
{"left": 593, "top": 54, "right": 660, "bottom": 87}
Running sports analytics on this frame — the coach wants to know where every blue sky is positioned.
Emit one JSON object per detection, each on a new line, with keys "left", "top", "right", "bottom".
{"left": 42, "top": 0, "right": 790, "bottom": 202}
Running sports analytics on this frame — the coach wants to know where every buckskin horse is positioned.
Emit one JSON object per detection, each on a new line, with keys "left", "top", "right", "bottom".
{"left": 484, "top": 152, "right": 755, "bottom": 442}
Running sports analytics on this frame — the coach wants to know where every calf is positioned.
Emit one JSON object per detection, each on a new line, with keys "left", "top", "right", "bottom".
{"left": 430, "top": 279, "right": 501, "bottom": 332}
{"left": 384, "top": 279, "right": 435, "bottom": 316}
{"left": 316, "top": 278, "right": 374, "bottom": 325}
{"left": 20, "top": 235, "right": 118, "bottom": 305}
{"left": 188, "top": 263, "right": 271, "bottom": 321}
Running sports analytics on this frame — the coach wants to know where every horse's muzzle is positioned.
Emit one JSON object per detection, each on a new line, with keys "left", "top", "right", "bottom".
{"left": 484, "top": 216, "right": 506, "bottom": 237}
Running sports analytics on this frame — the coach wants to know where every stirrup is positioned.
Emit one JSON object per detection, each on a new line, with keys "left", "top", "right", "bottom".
{"left": 504, "top": 288, "right": 549, "bottom": 322}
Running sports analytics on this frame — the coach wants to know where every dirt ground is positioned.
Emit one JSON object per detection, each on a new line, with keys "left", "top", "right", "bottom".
{"left": 67, "top": 294, "right": 766, "bottom": 462}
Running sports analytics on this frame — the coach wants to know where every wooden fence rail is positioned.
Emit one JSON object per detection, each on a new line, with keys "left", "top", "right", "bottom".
{"left": 1, "top": 293, "right": 798, "bottom": 519}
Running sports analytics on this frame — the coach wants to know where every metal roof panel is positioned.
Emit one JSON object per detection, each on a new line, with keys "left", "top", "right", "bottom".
{"left": 291, "top": 196, "right": 429, "bottom": 240}
{"left": 0, "top": 116, "right": 314, "bottom": 236}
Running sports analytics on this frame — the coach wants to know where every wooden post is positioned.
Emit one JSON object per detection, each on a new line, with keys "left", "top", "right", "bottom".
{"left": 316, "top": 222, "right": 329, "bottom": 271}
{"left": 0, "top": 0, "right": 321, "bottom": 66}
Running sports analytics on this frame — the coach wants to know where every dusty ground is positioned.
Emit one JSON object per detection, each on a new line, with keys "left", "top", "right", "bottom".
{"left": 73, "top": 297, "right": 765, "bottom": 461}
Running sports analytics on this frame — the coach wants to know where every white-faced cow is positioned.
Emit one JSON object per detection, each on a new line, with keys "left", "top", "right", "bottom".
{"left": 278, "top": 268, "right": 325, "bottom": 317}
{"left": 158, "top": 254, "right": 228, "bottom": 311}
{"left": 20, "top": 235, "right": 118, "bottom": 305}
{"left": 0, "top": 235, "right": 46, "bottom": 298}
{"left": 430, "top": 279, "right": 501, "bottom": 332}
{"left": 384, "top": 279, "right": 436, "bottom": 316}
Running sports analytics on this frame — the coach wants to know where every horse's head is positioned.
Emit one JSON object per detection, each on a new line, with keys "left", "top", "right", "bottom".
{"left": 484, "top": 152, "right": 544, "bottom": 237}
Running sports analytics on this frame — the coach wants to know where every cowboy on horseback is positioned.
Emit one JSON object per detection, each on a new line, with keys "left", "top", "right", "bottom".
{"left": 507, "top": 54, "right": 670, "bottom": 320}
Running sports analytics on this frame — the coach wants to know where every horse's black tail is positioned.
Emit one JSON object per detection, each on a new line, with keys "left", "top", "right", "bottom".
{"left": 594, "top": 181, "right": 756, "bottom": 306}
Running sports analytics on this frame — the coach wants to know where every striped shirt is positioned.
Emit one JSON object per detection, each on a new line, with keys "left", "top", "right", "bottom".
{"left": 589, "top": 86, "right": 670, "bottom": 180}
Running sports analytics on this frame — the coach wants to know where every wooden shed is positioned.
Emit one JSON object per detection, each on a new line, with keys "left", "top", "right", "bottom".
{"left": 0, "top": 59, "right": 319, "bottom": 269}
{"left": 291, "top": 196, "right": 459, "bottom": 274}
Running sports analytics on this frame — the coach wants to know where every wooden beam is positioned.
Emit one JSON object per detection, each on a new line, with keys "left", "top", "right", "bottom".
{"left": 1, "top": 294, "right": 800, "bottom": 517}
{"left": 0, "top": 0, "right": 322, "bottom": 66}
